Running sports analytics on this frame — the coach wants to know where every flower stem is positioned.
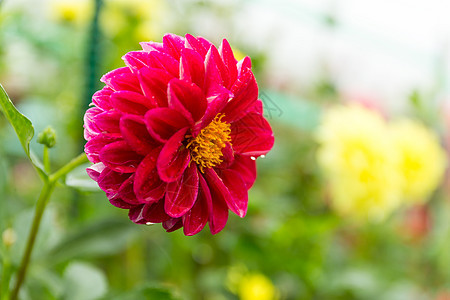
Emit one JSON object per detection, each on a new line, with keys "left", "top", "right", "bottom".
{"left": 10, "top": 181, "right": 55, "bottom": 300}
{"left": 43, "top": 146, "right": 50, "bottom": 173}
{"left": 49, "top": 152, "right": 89, "bottom": 183}
{"left": 10, "top": 152, "right": 88, "bottom": 300}
{"left": 0, "top": 254, "right": 12, "bottom": 300}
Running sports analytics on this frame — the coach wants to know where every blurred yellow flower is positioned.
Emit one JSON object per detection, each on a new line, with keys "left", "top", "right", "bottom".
{"left": 227, "top": 265, "right": 278, "bottom": 300}
{"left": 101, "top": 0, "right": 166, "bottom": 41}
{"left": 239, "top": 274, "right": 278, "bottom": 300}
{"left": 48, "top": 0, "right": 93, "bottom": 25}
{"left": 316, "top": 105, "right": 402, "bottom": 221}
{"left": 49, "top": 0, "right": 166, "bottom": 40}
{"left": 390, "top": 118, "right": 447, "bottom": 203}
{"left": 316, "top": 104, "right": 447, "bottom": 222}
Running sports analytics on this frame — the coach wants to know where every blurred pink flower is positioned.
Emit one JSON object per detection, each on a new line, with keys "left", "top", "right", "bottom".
{"left": 84, "top": 33, "right": 274, "bottom": 235}
{"left": 343, "top": 91, "right": 387, "bottom": 118}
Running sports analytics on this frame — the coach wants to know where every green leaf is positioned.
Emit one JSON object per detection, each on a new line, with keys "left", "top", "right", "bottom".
{"left": 63, "top": 262, "right": 108, "bottom": 300}
{"left": 46, "top": 218, "right": 138, "bottom": 264}
{"left": 65, "top": 163, "right": 101, "bottom": 192}
{"left": 0, "top": 84, "right": 33, "bottom": 155}
{"left": 0, "top": 83, "right": 46, "bottom": 178}
{"left": 28, "top": 266, "right": 64, "bottom": 299}
{"left": 10, "top": 206, "right": 63, "bottom": 265}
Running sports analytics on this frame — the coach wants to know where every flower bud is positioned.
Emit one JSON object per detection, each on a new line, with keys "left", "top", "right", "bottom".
{"left": 37, "top": 126, "right": 57, "bottom": 148}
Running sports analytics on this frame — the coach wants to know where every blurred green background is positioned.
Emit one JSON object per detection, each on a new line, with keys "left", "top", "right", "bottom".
{"left": 1, "top": 0, "right": 450, "bottom": 299}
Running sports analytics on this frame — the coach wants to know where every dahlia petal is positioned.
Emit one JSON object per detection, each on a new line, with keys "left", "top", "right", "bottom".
{"left": 193, "top": 87, "right": 230, "bottom": 135}
{"left": 128, "top": 204, "right": 147, "bottom": 224}
{"left": 97, "top": 167, "right": 131, "bottom": 194}
{"left": 99, "top": 141, "right": 143, "bottom": 173}
{"left": 206, "top": 44, "right": 230, "bottom": 89}
{"left": 122, "top": 51, "right": 150, "bottom": 72}
{"left": 92, "top": 110, "right": 122, "bottom": 135}
{"left": 162, "top": 33, "right": 185, "bottom": 60}
{"left": 120, "top": 114, "right": 158, "bottom": 156}
{"left": 216, "top": 142, "right": 235, "bottom": 169}
{"left": 140, "top": 41, "right": 165, "bottom": 53}
{"left": 103, "top": 71, "right": 141, "bottom": 93}
{"left": 118, "top": 174, "right": 141, "bottom": 205}
{"left": 149, "top": 51, "right": 179, "bottom": 78}
{"left": 142, "top": 200, "right": 171, "bottom": 223}
{"left": 206, "top": 79, "right": 233, "bottom": 100}
{"left": 111, "top": 91, "right": 154, "bottom": 115}
{"left": 85, "top": 133, "right": 122, "bottom": 163}
{"left": 138, "top": 67, "right": 173, "bottom": 107}
{"left": 219, "top": 39, "right": 238, "bottom": 87}
{"left": 201, "top": 172, "right": 228, "bottom": 234}
{"left": 134, "top": 148, "right": 166, "bottom": 203}
{"left": 180, "top": 48, "right": 205, "bottom": 89}
{"left": 237, "top": 56, "right": 252, "bottom": 74}
{"left": 109, "top": 196, "right": 135, "bottom": 209}
{"left": 84, "top": 107, "right": 103, "bottom": 140}
{"left": 205, "top": 168, "right": 246, "bottom": 218}
{"left": 218, "top": 169, "right": 248, "bottom": 217}
{"left": 250, "top": 99, "right": 264, "bottom": 115}
{"left": 230, "top": 155, "right": 257, "bottom": 189}
{"left": 162, "top": 218, "right": 183, "bottom": 232}
{"left": 144, "top": 108, "right": 191, "bottom": 143}
{"left": 165, "top": 164, "right": 199, "bottom": 218}
{"left": 204, "top": 46, "right": 229, "bottom": 95}
{"left": 168, "top": 78, "right": 207, "bottom": 123}
{"left": 100, "top": 67, "right": 130, "bottom": 85}
{"left": 230, "top": 113, "right": 274, "bottom": 156}
{"left": 84, "top": 107, "right": 103, "bottom": 121}
{"left": 86, "top": 163, "right": 106, "bottom": 181}
{"left": 197, "top": 37, "right": 215, "bottom": 54}
{"left": 222, "top": 68, "right": 258, "bottom": 122}
{"left": 157, "top": 128, "right": 190, "bottom": 182}
{"left": 184, "top": 34, "right": 208, "bottom": 58}
{"left": 128, "top": 201, "right": 170, "bottom": 224}
{"left": 92, "top": 87, "right": 114, "bottom": 111}
{"left": 182, "top": 178, "right": 209, "bottom": 236}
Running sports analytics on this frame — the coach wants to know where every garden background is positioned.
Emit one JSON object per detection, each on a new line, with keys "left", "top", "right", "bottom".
{"left": 1, "top": 0, "right": 450, "bottom": 299}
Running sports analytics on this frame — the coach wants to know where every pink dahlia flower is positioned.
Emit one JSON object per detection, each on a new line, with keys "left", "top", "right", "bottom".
{"left": 84, "top": 33, "right": 274, "bottom": 235}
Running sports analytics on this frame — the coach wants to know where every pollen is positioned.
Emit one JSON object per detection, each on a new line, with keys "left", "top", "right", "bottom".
{"left": 185, "top": 114, "right": 231, "bottom": 173}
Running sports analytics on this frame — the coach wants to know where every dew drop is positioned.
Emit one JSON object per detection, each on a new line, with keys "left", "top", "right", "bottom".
{"left": 250, "top": 156, "right": 256, "bottom": 160}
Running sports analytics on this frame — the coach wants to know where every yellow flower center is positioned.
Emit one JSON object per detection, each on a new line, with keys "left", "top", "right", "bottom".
{"left": 185, "top": 114, "right": 231, "bottom": 173}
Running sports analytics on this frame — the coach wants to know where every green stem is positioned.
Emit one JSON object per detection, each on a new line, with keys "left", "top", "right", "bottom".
{"left": 10, "top": 153, "right": 88, "bottom": 300}
{"left": 43, "top": 146, "right": 50, "bottom": 174}
{"left": 1, "top": 254, "right": 11, "bottom": 300}
{"left": 49, "top": 152, "right": 88, "bottom": 183}
{"left": 10, "top": 182, "right": 55, "bottom": 300}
